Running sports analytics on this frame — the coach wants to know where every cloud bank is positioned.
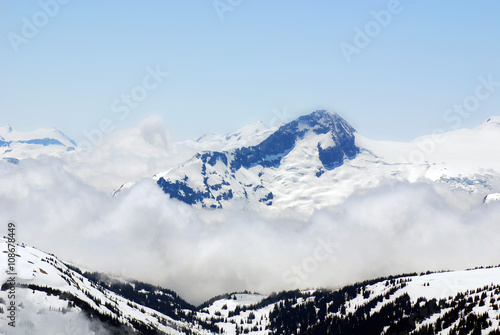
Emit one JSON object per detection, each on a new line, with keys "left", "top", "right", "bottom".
{"left": 0, "top": 119, "right": 499, "bottom": 305}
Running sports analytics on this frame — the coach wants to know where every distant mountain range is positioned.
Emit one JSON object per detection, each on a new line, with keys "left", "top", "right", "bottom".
{"left": 155, "top": 110, "right": 358, "bottom": 209}
{"left": 2, "top": 112, "right": 500, "bottom": 334}
{"left": 149, "top": 110, "right": 500, "bottom": 213}
{"left": 0, "top": 125, "right": 76, "bottom": 163}
{"left": 2, "top": 111, "right": 500, "bottom": 214}
{"left": 2, "top": 237, "right": 500, "bottom": 334}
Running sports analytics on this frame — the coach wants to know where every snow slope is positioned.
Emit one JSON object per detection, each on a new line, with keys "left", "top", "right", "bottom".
{"left": 183, "top": 121, "right": 277, "bottom": 152}
{"left": 200, "top": 268, "right": 500, "bottom": 334}
{"left": 3, "top": 111, "right": 500, "bottom": 215}
{"left": 0, "top": 238, "right": 214, "bottom": 335}
{"left": 0, "top": 126, "right": 76, "bottom": 161}
{"left": 2, "top": 237, "right": 500, "bottom": 334}
{"left": 150, "top": 111, "right": 500, "bottom": 216}
{"left": 154, "top": 110, "right": 360, "bottom": 212}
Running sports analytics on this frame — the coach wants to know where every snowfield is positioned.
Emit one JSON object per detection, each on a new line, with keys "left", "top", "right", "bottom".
{"left": 2, "top": 236, "right": 499, "bottom": 334}
{"left": 1, "top": 111, "right": 500, "bottom": 334}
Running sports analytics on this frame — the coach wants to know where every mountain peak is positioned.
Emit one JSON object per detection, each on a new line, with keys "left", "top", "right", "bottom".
{"left": 229, "top": 110, "right": 358, "bottom": 171}
{"left": 0, "top": 125, "right": 77, "bottom": 160}
{"left": 156, "top": 110, "right": 359, "bottom": 208}
{"left": 300, "top": 109, "right": 339, "bottom": 121}
{"left": 296, "top": 110, "right": 356, "bottom": 135}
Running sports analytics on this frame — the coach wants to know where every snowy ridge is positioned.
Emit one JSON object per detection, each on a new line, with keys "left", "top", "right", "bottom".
{"left": 154, "top": 110, "right": 359, "bottom": 210}
{"left": 151, "top": 112, "right": 500, "bottom": 214}
{"left": 199, "top": 268, "right": 500, "bottom": 334}
{"left": 2, "top": 237, "right": 500, "bottom": 334}
{"left": 187, "top": 121, "right": 276, "bottom": 152}
{"left": 0, "top": 238, "right": 215, "bottom": 335}
{"left": 4, "top": 112, "right": 500, "bottom": 215}
{"left": 0, "top": 126, "right": 76, "bottom": 162}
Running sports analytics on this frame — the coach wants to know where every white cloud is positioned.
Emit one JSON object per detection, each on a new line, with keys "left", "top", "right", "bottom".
{"left": 1, "top": 119, "right": 499, "bottom": 305}
{"left": 63, "top": 114, "right": 175, "bottom": 193}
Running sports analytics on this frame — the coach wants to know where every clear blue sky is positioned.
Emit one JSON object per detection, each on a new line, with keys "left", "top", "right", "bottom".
{"left": 1, "top": 0, "right": 499, "bottom": 142}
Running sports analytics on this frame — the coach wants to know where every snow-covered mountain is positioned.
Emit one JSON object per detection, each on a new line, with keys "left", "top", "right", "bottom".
{"left": 4, "top": 111, "right": 499, "bottom": 214}
{"left": 199, "top": 267, "right": 500, "bottom": 335}
{"left": 147, "top": 110, "right": 500, "bottom": 214}
{"left": 0, "top": 125, "right": 76, "bottom": 163}
{"left": 2, "top": 113, "right": 500, "bottom": 334}
{"left": 0, "top": 237, "right": 222, "bottom": 334}
{"left": 183, "top": 121, "right": 277, "bottom": 152}
{"left": 2, "top": 237, "right": 500, "bottom": 334}
{"left": 154, "top": 110, "right": 359, "bottom": 210}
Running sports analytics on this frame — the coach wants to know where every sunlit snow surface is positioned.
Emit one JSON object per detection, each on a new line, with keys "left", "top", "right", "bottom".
{"left": 2, "top": 236, "right": 500, "bottom": 334}
{"left": 1, "top": 113, "right": 500, "bottom": 334}
{"left": 0, "top": 126, "right": 76, "bottom": 161}
{"left": 0, "top": 238, "right": 209, "bottom": 335}
{"left": 2, "top": 114, "right": 500, "bottom": 215}
{"left": 151, "top": 113, "right": 500, "bottom": 216}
